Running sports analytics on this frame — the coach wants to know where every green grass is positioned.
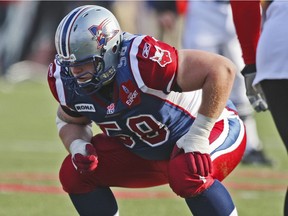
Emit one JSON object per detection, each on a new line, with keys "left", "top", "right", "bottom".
{"left": 0, "top": 80, "right": 287, "bottom": 216}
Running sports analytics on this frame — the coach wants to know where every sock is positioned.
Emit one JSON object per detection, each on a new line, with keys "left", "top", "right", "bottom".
{"left": 185, "top": 180, "right": 237, "bottom": 216}
{"left": 69, "top": 187, "right": 118, "bottom": 216}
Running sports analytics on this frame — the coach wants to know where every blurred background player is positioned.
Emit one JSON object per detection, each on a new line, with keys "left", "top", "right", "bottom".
{"left": 135, "top": 1, "right": 183, "bottom": 49}
{"left": 0, "top": 1, "right": 114, "bottom": 81}
{"left": 231, "top": 1, "right": 288, "bottom": 214}
{"left": 182, "top": 0, "right": 272, "bottom": 166}
{"left": 137, "top": 0, "right": 272, "bottom": 166}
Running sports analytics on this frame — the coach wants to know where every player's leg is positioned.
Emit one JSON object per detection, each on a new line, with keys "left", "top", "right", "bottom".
{"left": 169, "top": 113, "right": 246, "bottom": 216}
{"left": 260, "top": 80, "right": 288, "bottom": 216}
{"left": 59, "top": 133, "right": 169, "bottom": 216}
{"left": 184, "top": 179, "right": 238, "bottom": 216}
{"left": 69, "top": 187, "right": 119, "bottom": 216}
{"left": 224, "top": 36, "right": 272, "bottom": 166}
{"left": 256, "top": 4, "right": 288, "bottom": 213}
{"left": 260, "top": 81, "right": 288, "bottom": 152}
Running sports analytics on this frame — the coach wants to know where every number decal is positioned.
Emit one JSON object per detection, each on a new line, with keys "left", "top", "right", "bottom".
{"left": 118, "top": 46, "right": 127, "bottom": 68}
{"left": 98, "top": 121, "right": 136, "bottom": 147}
{"left": 98, "top": 115, "right": 170, "bottom": 148}
{"left": 127, "top": 115, "right": 169, "bottom": 146}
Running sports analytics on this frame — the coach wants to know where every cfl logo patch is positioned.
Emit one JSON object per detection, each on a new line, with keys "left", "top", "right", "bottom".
{"left": 75, "top": 103, "right": 96, "bottom": 112}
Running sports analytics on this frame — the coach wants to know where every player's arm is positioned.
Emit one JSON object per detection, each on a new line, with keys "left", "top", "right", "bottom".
{"left": 230, "top": 0, "right": 261, "bottom": 65}
{"left": 230, "top": 1, "right": 268, "bottom": 112}
{"left": 173, "top": 50, "right": 235, "bottom": 178}
{"left": 57, "top": 105, "right": 98, "bottom": 173}
{"left": 57, "top": 105, "right": 93, "bottom": 152}
{"left": 177, "top": 49, "right": 235, "bottom": 120}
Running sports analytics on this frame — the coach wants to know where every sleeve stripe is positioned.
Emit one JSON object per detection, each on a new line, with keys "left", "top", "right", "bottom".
{"left": 53, "top": 60, "right": 67, "bottom": 106}
{"left": 129, "top": 35, "right": 146, "bottom": 90}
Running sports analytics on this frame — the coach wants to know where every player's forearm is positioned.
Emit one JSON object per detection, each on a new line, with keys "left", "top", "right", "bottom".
{"left": 199, "top": 76, "right": 234, "bottom": 119}
{"left": 59, "top": 123, "right": 93, "bottom": 153}
{"left": 198, "top": 58, "right": 236, "bottom": 120}
{"left": 56, "top": 106, "right": 93, "bottom": 153}
{"left": 230, "top": 0, "right": 261, "bottom": 64}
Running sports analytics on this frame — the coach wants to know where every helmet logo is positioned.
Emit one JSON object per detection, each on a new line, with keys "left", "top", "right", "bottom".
{"left": 88, "top": 18, "right": 119, "bottom": 49}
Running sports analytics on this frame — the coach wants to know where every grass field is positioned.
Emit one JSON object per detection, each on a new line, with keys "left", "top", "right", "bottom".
{"left": 0, "top": 79, "right": 287, "bottom": 216}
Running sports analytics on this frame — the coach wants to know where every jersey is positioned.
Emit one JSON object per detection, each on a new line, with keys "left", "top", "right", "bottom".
{"left": 48, "top": 32, "right": 239, "bottom": 160}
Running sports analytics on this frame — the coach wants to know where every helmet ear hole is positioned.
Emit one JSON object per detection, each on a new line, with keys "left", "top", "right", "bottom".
{"left": 112, "top": 45, "right": 117, "bottom": 53}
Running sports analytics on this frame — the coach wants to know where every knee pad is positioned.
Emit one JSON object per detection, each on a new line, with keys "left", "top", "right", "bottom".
{"left": 168, "top": 152, "right": 214, "bottom": 198}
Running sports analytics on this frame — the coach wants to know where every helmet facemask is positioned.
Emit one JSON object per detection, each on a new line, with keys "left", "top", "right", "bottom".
{"left": 56, "top": 54, "right": 116, "bottom": 95}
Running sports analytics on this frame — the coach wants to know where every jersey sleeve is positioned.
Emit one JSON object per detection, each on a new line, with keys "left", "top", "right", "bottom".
{"left": 129, "top": 35, "right": 178, "bottom": 93}
{"left": 230, "top": 1, "right": 261, "bottom": 65}
{"left": 47, "top": 60, "right": 82, "bottom": 117}
{"left": 47, "top": 61, "right": 61, "bottom": 103}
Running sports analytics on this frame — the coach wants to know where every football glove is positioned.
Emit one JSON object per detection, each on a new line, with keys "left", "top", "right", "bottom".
{"left": 169, "top": 146, "right": 214, "bottom": 197}
{"left": 176, "top": 114, "right": 215, "bottom": 176}
{"left": 171, "top": 147, "right": 212, "bottom": 176}
{"left": 70, "top": 140, "right": 98, "bottom": 173}
{"left": 241, "top": 64, "right": 268, "bottom": 112}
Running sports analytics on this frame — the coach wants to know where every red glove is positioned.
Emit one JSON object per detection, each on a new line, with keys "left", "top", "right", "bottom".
{"left": 186, "top": 151, "right": 212, "bottom": 176}
{"left": 71, "top": 143, "right": 98, "bottom": 173}
{"left": 169, "top": 147, "right": 214, "bottom": 197}
{"left": 171, "top": 147, "right": 212, "bottom": 177}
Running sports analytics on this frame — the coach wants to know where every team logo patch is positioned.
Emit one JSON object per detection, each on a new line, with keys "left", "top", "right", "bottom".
{"left": 150, "top": 46, "right": 172, "bottom": 67}
{"left": 88, "top": 18, "right": 119, "bottom": 49}
{"left": 75, "top": 103, "right": 96, "bottom": 112}
{"left": 120, "top": 80, "right": 141, "bottom": 107}
{"left": 142, "top": 42, "right": 151, "bottom": 58}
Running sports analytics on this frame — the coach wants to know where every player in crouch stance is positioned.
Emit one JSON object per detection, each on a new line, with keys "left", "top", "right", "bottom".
{"left": 48, "top": 5, "right": 246, "bottom": 216}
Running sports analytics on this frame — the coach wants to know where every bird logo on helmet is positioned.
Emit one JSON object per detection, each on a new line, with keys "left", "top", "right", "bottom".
{"left": 88, "top": 18, "right": 120, "bottom": 49}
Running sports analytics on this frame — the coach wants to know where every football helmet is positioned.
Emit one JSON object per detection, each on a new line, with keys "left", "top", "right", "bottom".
{"left": 55, "top": 5, "right": 122, "bottom": 95}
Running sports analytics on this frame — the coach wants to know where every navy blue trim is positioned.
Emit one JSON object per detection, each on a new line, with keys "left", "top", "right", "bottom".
{"left": 61, "top": 8, "right": 81, "bottom": 56}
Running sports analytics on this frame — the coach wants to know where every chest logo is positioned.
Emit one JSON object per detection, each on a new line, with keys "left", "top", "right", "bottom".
{"left": 150, "top": 46, "right": 172, "bottom": 67}
{"left": 75, "top": 103, "right": 96, "bottom": 112}
{"left": 120, "top": 80, "right": 141, "bottom": 107}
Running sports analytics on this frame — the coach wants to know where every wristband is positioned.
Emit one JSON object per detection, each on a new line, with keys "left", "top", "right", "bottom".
{"left": 177, "top": 114, "right": 216, "bottom": 153}
{"left": 69, "top": 139, "right": 91, "bottom": 156}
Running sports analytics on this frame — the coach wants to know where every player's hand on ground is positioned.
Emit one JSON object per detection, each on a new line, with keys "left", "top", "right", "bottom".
{"left": 241, "top": 64, "right": 268, "bottom": 112}
{"left": 70, "top": 140, "right": 98, "bottom": 173}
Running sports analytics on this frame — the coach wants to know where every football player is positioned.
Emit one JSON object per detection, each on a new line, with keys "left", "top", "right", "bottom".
{"left": 48, "top": 5, "right": 246, "bottom": 216}
{"left": 231, "top": 1, "right": 288, "bottom": 215}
